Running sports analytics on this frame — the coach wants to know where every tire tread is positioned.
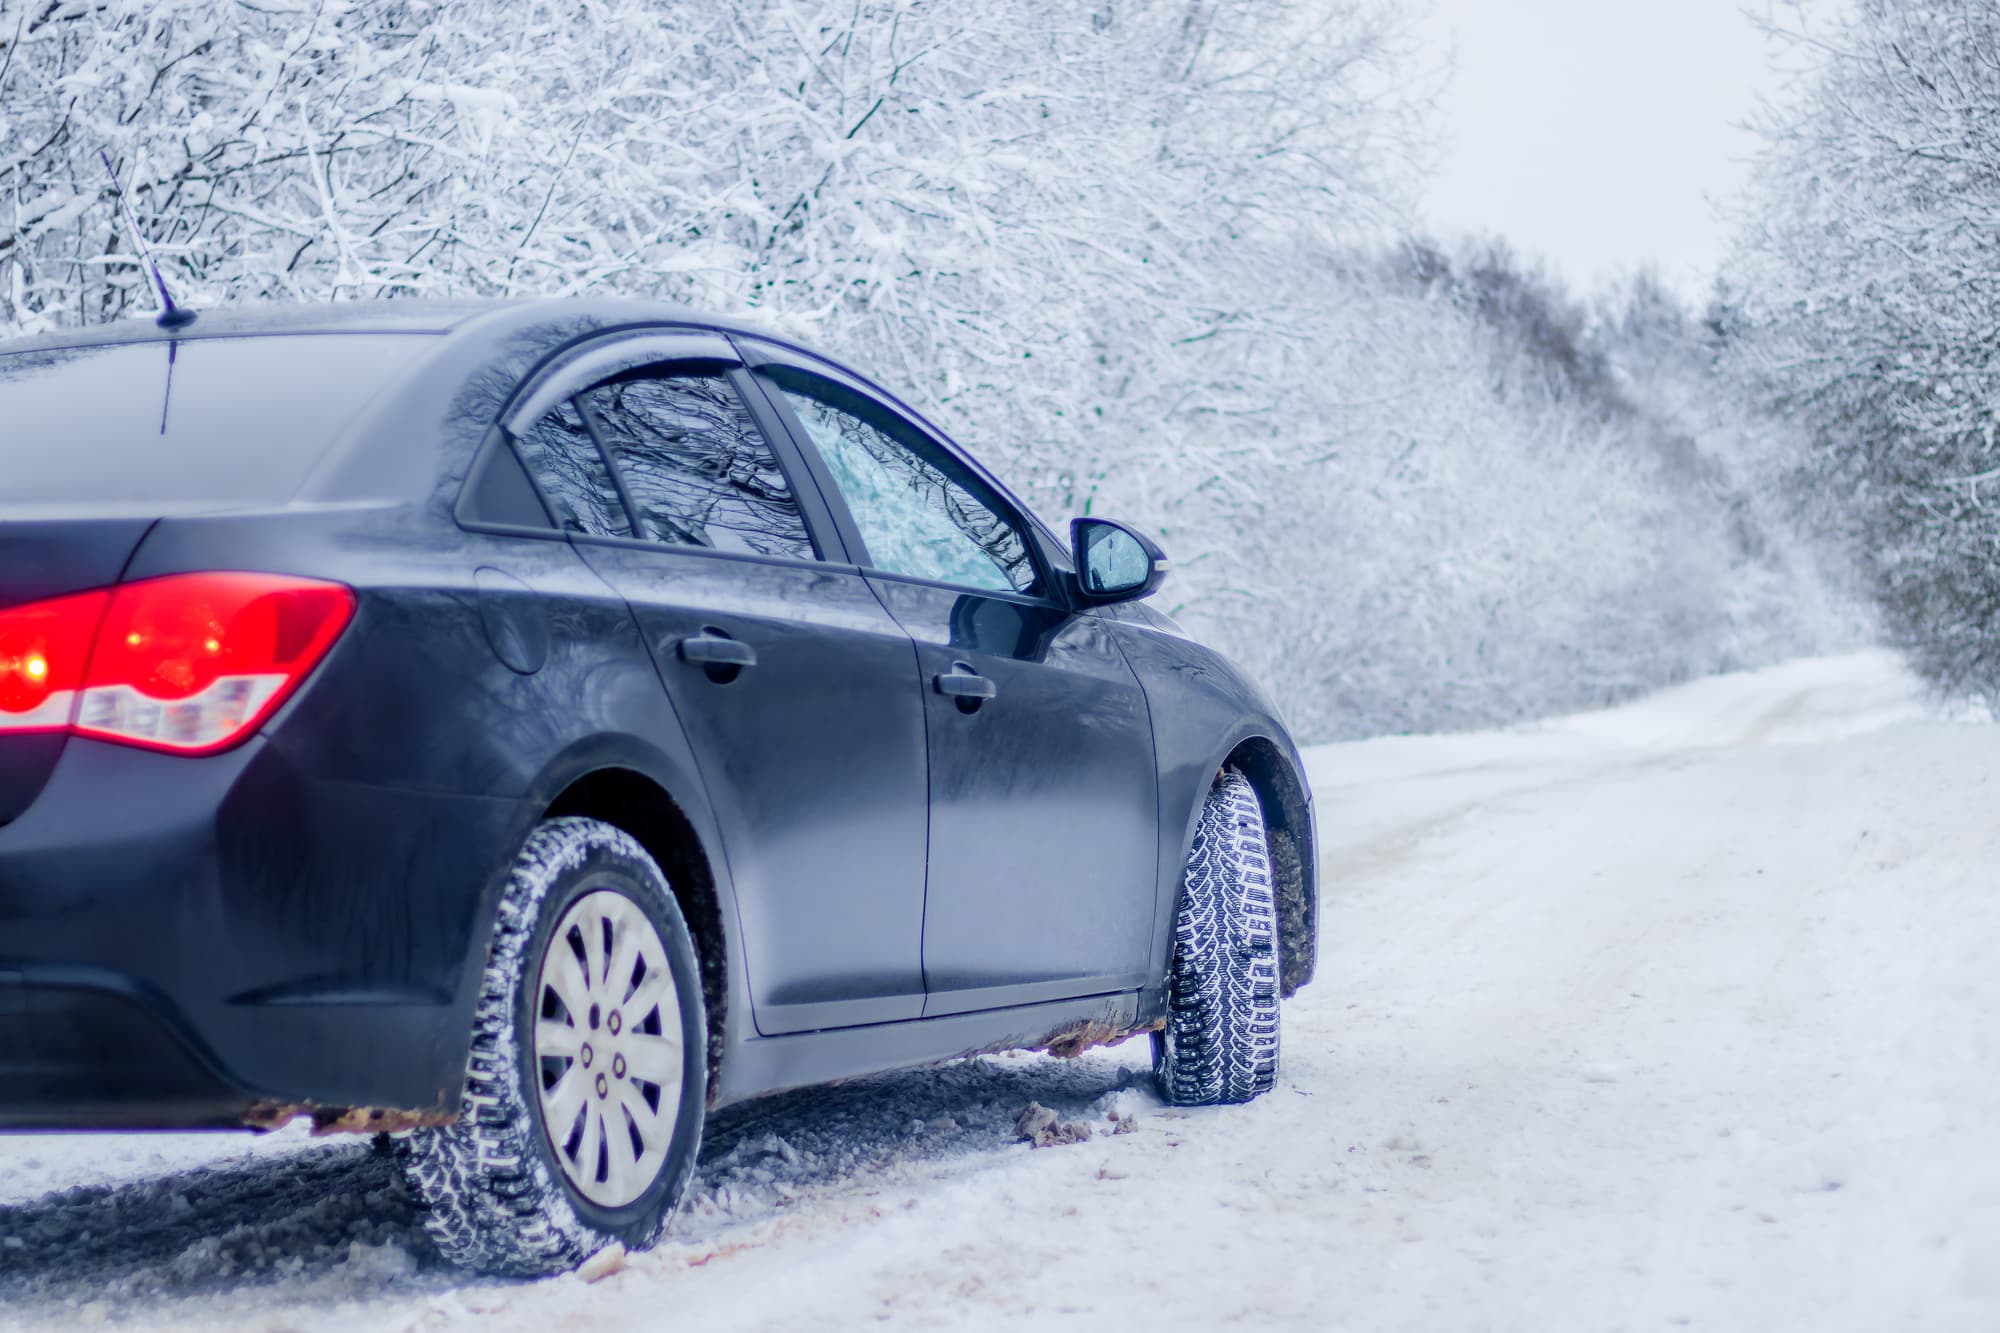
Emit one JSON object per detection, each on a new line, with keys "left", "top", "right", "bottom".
{"left": 1155, "top": 769, "right": 1282, "bottom": 1106}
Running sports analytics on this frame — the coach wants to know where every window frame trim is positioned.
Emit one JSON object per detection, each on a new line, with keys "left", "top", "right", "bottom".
{"left": 570, "top": 392, "right": 650, "bottom": 542}
{"left": 499, "top": 330, "right": 736, "bottom": 437}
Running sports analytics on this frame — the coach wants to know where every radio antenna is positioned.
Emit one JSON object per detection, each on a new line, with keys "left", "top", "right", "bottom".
{"left": 98, "top": 149, "right": 196, "bottom": 331}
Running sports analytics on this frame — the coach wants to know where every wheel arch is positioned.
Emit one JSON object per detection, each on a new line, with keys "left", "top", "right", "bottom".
{"left": 516, "top": 748, "right": 736, "bottom": 1096}
{"left": 1214, "top": 735, "right": 1319, "bottom": 998}
{"left": 541, "top": 766, "right": 731, "bottom": 1106}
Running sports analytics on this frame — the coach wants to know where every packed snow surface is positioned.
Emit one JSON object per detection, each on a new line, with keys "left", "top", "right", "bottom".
{"left": 1, "top": 650, "right": 1994, "bottom": 1330}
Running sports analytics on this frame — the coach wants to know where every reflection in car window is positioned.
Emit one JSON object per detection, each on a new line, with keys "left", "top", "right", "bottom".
{"left": 512, "top": 399, "right": 633, "bottom": 539}
{"left": 583, "top": 375, "right": 815, "bottom": 561}
{"left": 776, "top": 386, "right": 1037, "bottom": 595}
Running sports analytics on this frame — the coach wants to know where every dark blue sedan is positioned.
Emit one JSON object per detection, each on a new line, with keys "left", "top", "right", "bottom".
{"left": 0, "top": 299, "right": 1317, "bottom": 1274}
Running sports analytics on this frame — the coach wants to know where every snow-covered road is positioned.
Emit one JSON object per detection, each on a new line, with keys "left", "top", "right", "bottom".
{"left": 3, "top": 651, "right": 1995, "bottom": 1331}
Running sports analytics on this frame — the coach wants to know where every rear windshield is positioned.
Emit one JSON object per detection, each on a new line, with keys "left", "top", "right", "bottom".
{"left": 0, "top": 334, "right": 432, "bottom": 507}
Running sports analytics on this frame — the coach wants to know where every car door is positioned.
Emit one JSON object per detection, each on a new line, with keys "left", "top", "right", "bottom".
{"left": 501, "top": 332, "right": 929, "bottom": 1034}
{"left": 742, "top": 347, "right": 1161, "bottom": 1018}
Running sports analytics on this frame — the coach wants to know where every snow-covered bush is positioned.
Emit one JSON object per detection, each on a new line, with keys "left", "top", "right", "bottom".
{"left": 1723, "top": 1, "right": 2000, "bottom": 703}
{"left": 1133, "top": 247, "right": 1854, "bottom": 738}
{"left": 1, "top": 0, "right": 1840, "bottom": 738}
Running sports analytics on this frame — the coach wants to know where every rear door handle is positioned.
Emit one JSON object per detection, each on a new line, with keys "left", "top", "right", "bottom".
{"left": 678, "top": 632, "right": 757, "bottom": 668}
{"left": 933, "top": 668, "right": 996, "bottom": 701}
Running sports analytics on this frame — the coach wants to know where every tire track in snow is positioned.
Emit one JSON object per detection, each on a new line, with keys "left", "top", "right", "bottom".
{"left": 0, "top": 1046, "right": 1153, "bottom": 1329}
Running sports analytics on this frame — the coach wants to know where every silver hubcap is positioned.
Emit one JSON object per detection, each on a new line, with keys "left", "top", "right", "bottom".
{"left": 533, "top": 889, "right": 683, "bottom": 1207}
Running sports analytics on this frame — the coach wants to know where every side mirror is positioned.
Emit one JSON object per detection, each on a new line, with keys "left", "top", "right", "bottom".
{"left": 1070, "top": 517, "right": 1170, "bottom": 604}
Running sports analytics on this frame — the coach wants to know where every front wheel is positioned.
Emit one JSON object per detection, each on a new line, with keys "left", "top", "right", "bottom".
{"left": 1155, "top": 768, "right": 1281, "bottom": 1105}
{"left": 402, "top": 817, "right": 707, "bottom": 1276}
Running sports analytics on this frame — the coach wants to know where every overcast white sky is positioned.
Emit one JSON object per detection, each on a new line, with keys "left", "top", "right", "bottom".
{"left": 1414, "top": 0, "right": 1787, "bottom": 299}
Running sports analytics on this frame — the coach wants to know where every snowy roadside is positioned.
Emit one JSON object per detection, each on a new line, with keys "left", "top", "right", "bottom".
{"left": 2, "top": 650, "right": 1996, "bottom": 1331}
{"left": 0, "top": 1038, "right": 1158, "bottom": 1329}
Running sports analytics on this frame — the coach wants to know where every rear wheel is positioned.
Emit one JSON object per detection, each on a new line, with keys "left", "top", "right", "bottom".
{"left": 1154, "top": 768, "right": 1281, "bottom": 1105}
{"left": 402, "top": 817, "right": 707, "bottom": 1276}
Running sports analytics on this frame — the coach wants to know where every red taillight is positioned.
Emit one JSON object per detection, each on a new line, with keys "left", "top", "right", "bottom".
{"left": 0, "top": 589, "right": 109, "bottom": 730}
{"left": 0, "top": 573, "right": 354, "bottom": 754}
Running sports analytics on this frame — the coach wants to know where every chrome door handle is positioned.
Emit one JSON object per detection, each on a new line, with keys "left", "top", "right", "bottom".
{"left": 678, "top": 632, "right": 756, "bottom": 668}
{"left": 933, "top": 668, "right": 996, "bottom": 701}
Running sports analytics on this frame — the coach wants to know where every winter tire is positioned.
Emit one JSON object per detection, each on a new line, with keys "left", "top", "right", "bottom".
{"left": 402, "top": 817, "right": 707, "bottom": 1276}
{"left": 1154, "top": 768, "right": 1281, "bottom": 1105}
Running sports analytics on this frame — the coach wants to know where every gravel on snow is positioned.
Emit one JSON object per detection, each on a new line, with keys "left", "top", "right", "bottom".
{"left": 1, "top": 650, "right": 1995, "bottom": 1331}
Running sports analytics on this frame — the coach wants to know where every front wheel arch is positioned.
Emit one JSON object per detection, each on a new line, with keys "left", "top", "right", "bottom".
{"left": 1206, "top": 737, "right": 1317, "bottom": 998}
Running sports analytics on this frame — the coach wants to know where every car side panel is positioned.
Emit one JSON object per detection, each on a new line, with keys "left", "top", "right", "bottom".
{"left": 728, "top": 345, "right": 1159, "bottom": 1014}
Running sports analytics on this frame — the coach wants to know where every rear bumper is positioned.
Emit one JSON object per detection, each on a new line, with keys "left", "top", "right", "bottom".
{"left": 0, "top": 971, "right": 249, "bottom": 1130}
{"left": 0, "top": 734, "right": 522, "bottom": 1130}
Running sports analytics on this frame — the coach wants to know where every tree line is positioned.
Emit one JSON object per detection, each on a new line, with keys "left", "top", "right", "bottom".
{"left": 1723, "top": 0, "right": 2000, "bottom": 710}
{"left": 2, "top": 0, "right": 1866, "bottom": 737}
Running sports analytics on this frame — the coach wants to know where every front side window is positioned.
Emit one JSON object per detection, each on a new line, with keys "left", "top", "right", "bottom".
{"left": 582, "top": 374, "right": 815, "bottom": 562}
{"left": 512, "top": 399, "right": 633, "bottom": 539}
{"left": 772, "top": 380, "right": 1038, "bottom": 595}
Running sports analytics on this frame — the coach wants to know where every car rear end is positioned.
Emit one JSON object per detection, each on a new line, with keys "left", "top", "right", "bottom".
{"left": 0, "top": 326, "right": 466, "bottom": 1129}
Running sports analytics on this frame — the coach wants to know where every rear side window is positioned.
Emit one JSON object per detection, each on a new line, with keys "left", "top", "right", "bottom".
{"left": 0, "top": 335, "right": 428, "bottom": 507}
{"left": 511, "top": 400, "right": 633, "bottom": 539}
{"left": 581, "top": 374, "right": 815, "bottom": 561}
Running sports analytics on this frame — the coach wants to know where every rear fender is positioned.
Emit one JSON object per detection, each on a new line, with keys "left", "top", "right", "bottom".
{"left": 490, "top": 735, "right": 747, "bottom": 1107}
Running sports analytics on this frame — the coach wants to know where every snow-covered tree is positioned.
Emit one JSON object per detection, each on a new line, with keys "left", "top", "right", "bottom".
{"left": 0, "top": 0, "right": 1420, "bottom": 497}
{"left": 1145, "top": 243, "right": 1852, "bottom": 738}
{"left": 1725, "top": 0, "right": 2000, "bottom": 701}
{"left": 1, "top": 0, "right": 1840, "bottom": 737}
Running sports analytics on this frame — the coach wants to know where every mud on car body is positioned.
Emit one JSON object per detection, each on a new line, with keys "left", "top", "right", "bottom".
{"left": 0, "top": 299, "right": 1317, "bottom": 1274}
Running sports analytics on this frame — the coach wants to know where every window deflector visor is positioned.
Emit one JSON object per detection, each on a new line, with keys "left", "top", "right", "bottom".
{"left": 501, "top": 332, "right": 738, "bottom": 438}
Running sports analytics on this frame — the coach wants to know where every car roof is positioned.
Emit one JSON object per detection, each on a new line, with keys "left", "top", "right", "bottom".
{"left": 0, "top": 297, "right": 1067, "bottom": 545}
{"left": 0, "top": 297, "right": 766, "bottom": 355}
{"left": 0, "top": 300, "right": 957, "bottom": 434}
